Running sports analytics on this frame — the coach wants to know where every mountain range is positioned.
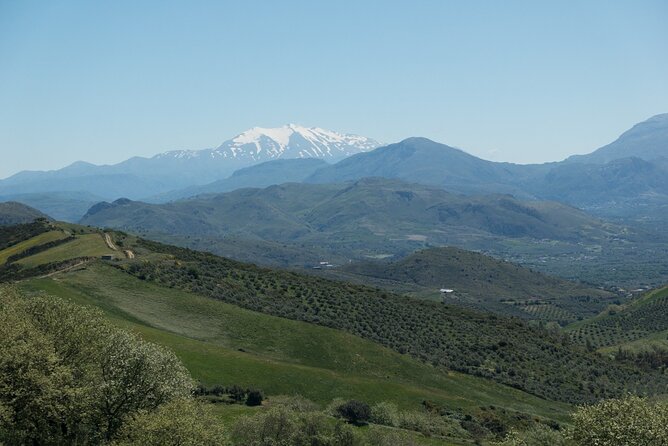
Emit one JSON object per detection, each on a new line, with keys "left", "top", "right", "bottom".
{"left": 2, "top": 114, "right": 667, "bottom": 223}
{"left": 0, "top": 124, "right": 378, "bottom": 203}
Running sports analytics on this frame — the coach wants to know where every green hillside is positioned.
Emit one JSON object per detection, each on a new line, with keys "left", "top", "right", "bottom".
{"left": 3, "top": 222, "right": 668, "bottom": 440}
{"left": 325, "top": 247, "right": 615, "bottom": 325}
{"left": 19, "top": 264, "right": 571, "bottom": 421}
{"left": 105, "top": 236, "right": 668, "bottom": 404}
{"left": 567, "top": 286, "right": 668, "bottom": 350}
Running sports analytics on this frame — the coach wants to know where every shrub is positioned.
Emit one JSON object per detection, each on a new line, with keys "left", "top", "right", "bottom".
{"left": 245, "top": 389, "right": 264, "bottom": 406}
{"left": 112, "top": 399, "right": 226, "bottom": 446}
{"left": 336, "top": 400, "right": 372, "bottom": 425}
{"left": 397, "top": 410, "right": 453, "bottom": 437}
{"left": 370, "top": 402, "right": 400, "bottom": 427}
{"left": 269, "top": 394, "right": 320, "bottom": 413}
{"left": 231, "top": 406, "right": 356, "bottom": 446}
{"left": 495, "top": 425, "right": 570, "bottom": 446}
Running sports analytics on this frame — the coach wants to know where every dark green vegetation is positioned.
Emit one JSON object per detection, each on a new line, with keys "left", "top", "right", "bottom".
{"left": 324, "top": 247, "right": 615, "bottom": 325}
{"left": 79, "top": 177, "right": 668, "bottom": 288}
{"left": 568, "top": 286, "right": 668, "bottom": 350}
{"left": 114, "top": 237, "right": 668, "bottom": 404}
{"left": 0, "top": 201, "right": 49, "bottom": 226}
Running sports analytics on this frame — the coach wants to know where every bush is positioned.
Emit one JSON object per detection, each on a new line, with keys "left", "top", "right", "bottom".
{"left": 231, "top": 406, "right": 357, "bottom": 446}
{"left": 269, "top": 395, "right": 320, "bottom": 413}
{"left": 370, "top": 402, "right": 400, "bottom": 427}
{"left": 336, "top": 400, "right": 372, "bottom": 425}
{"left": 245, "top": 389, "right": 264, "bottom": 406}
{"left": 366, "top": 429, "right": 418, "bottom": 446}
{"left": 112, "top": 399, "right": 226, "bottom": 446}
{"left": 495, "top": 425, "right": 570, "bottom": 446}
{"left": 397, "top": 410, "right": 454, "bottom": 437}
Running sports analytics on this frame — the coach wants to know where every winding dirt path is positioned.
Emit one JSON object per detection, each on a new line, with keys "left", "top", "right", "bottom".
{"left": 103, "top": 233, "right": 118, "bottom": 251}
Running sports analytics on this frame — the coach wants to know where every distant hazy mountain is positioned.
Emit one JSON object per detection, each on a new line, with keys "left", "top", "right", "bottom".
{"left": 0, "top": 125, "right": 378, "bottom": 202}
{"left": 80, "top": 178, "right": 621, "bottom": 264}
{"left": 0, "top": 191, "right": 102, "bottom": 223}
{"left": 5, "top": 115, "right": 668, "bottom": 221}
{"left": 306, "top": 137, "right": 545, "bottom": 197}
{"left": 304, "top": 115, "right": 668, "bottom": 219}
{"left": 147, "top": 158, "right": 328, "bottom": 203}
{"left": 567, "top": 113, "right": 668, "bottom": 164}
{"left": 0, "top": 202, "right": 49, "bottom": 226}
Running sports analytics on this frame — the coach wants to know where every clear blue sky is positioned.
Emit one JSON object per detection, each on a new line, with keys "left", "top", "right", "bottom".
{"left": 1, "top": 0, "right": 666, "bottom": 178}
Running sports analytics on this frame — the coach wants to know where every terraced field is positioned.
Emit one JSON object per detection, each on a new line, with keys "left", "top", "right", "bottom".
{"left": 16, "top": 233, "right": 116, "bottom": 267}
{"left": 0, "top": 229, "right": 69, "bottom": 264}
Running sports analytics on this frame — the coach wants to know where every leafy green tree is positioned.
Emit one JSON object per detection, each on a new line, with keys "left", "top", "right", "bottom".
{"left": 571, "top": 395, "right": 668, "bottom": 446}
{"left": 112, "top": 398, "right": 226, "bottom": 446}
{"left": 0, "top": 286, "right": 194, "bottom": 444}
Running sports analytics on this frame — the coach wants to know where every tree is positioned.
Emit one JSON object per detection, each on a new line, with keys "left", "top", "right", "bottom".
{"left": 570, "top": 395, "right": 668, "bottom": 446}
{"left": 0, "top": 286, "right": 195, "bottom": 444}
{"left": 336, "top": 400, "right": 372, "bottom": 425}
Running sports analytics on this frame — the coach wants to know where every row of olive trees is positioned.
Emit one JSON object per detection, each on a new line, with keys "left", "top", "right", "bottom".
{"left": 0, "top": 286, "right": 224, "bottom": 445}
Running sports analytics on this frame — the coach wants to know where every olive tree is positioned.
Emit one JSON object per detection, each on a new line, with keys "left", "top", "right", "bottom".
{"left": 0, "top": 286, "right": 194, "bottom": 444}
{"left": 571, "top": 395, "right": 668, "bottom": 446}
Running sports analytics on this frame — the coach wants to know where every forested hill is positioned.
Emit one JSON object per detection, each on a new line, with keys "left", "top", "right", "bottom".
{"left": 117, "top": 236, "right": 665, "bottom": 404}
{"left": 328, "top": 246, "right": 615, "bottom": 324}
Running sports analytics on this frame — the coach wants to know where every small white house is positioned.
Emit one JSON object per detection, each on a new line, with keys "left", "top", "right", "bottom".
{"left": 440, "top": 288, "right": 454, "bottom": 294}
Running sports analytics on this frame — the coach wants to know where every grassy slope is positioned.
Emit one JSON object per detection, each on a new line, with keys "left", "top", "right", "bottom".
{"left": 0, "top": 230, "right": 68, "bottom": 264}
{"left": 16, "top": 232, "right": 116, "bottom": 267}
{"left": 20, "top": 263, "right": 570, "bottom": 423}
{"left": 567, "top": 286, "right": 668, "bottom": 350}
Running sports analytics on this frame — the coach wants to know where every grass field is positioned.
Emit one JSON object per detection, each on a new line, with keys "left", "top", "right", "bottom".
{"left": 20, "top": 263, "right": 571, "bottom": 425}
{"left": 0, "top": 230, "right": 68, "bottom": 264}
{"left": 16, "top": 232, "right": 116, "bottom": 267}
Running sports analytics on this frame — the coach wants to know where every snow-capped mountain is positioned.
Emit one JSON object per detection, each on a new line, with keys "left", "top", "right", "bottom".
{"left": 0, "top": 125, "right": 380, "bottom": 207}
{"left": 156, "top": 124, "right": 379, "bottom": 162}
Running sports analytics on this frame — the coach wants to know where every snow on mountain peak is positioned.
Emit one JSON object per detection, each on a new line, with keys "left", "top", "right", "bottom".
{"left": 155, "top": 125, "right": 379, "bottom": 163}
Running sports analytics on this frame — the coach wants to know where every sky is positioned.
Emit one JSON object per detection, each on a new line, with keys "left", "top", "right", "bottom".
{"left": 1, "top": 0, "right": 667, "bottom": 179}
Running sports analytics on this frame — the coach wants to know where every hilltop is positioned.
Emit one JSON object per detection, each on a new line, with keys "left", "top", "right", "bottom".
{"left": 325, "top": 246, "right": 615, "bottom": 325}
{"left": 0, "top": 202, "right": 49, "bottom": 226}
